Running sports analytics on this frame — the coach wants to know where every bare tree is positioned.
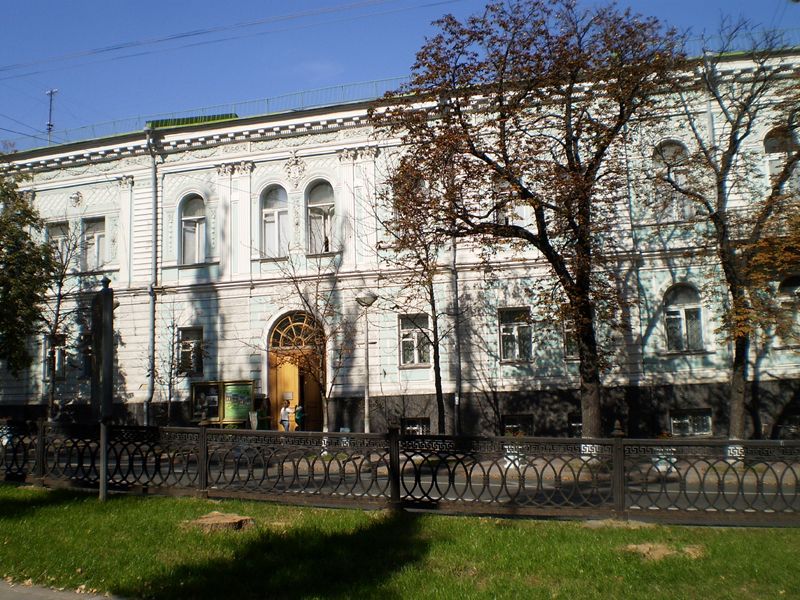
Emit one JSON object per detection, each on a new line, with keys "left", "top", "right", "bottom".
{"left": 655, "top": 22, "right": 800, "bottom": 438}
{"left": 40, "top": 216, "right": 87, "bottom": 420}
{"left": 371, "top": 0, "right": 684, "bottom": 437}
{"left": 373, "top": 174, "right": 462, "bottom": 434}
{"left": 150, "top": 301, "right": 206, "bottom": 425}
{"left": 266, "top": 253, "right": 355, "bottom": 433}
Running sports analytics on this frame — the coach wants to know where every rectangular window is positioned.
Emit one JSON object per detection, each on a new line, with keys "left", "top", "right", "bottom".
{"left": 670, "top": 408, "right": 712, "bottom": 437}
{"left": 563, "top": 321, "right": 579, "bottom": 360}
{"left": 401, "top": 417, "right": 430, "bottom": 435}
{"left": 47, "top": 222, "right": 69, "bottom": 260}
{"left": 178, "top": 328, "right": 203, "bottom": 376}
{"left": 502, "top": 414, "right": 534, "bottom": 436}
{"left": 262, "top": 209, "right": 290, "bottom": 257}
{"left": 400, "top": 314, "right": 431, "bottom": 366}
{"left": 665, "top": 308, "right": 703, "bottom": 352}
{"left": 82, "top": 218, "right": 106, "bottom": 271}
{"left": 499, "top": 307, "right": 532, "bottom": 361}
{"left": 43, "top": 334, "right": 67, "bottom": 381}
{"left": 778, "top": 302, "right": 800, "bottom": 347}
{"left": 182, "top": 221, "right": 202, "bottom": 264}
{"left": 308, "top": 206, "right": 333, "bottom": 254}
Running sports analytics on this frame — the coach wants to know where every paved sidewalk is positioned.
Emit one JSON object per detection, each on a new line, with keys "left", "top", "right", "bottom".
{"left": 0, "top": 581, "right": 123, "bottom": 600}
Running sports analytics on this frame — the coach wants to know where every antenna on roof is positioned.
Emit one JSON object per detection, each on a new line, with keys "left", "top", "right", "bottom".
{"left": 46, "top": 88, "right": 58, "bottom": 145}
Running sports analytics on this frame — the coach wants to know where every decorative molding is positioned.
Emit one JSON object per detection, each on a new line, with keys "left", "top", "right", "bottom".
{"left": 284, "top": 152, "right": 306, "bottom": 189}
{"left": 69, "top": 191, "right": 83, "bottom": 207}
{"left": 234, "top": 161, "right": 254, "bottom": 176}
{"left": 117, "top": 175, "right": 134, "bottom": 188}
{"left": 216, "top": 163, "right": 234, "bottom": 177}
{"left": 222, "top": 142, "right": 249, "bottom": 154}
{"left": 338, "top": 146, "right": 379, "bottom": 162}
{"left": 165, "top": 213, "right": 175, "bottom": 258}
{"left": 338, "top": 148, "right": 358, "bottom": 162}
{"left": 208, "top": 206, "right": 218, "bottom": 251}
{"left": 108, "top": 216, "right": 119, "bottom": 261}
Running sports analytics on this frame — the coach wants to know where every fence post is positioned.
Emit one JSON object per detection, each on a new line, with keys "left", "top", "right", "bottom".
{"left": 611, "top": 421, "right": 626, "bottom": 519}
{"left": 34, "top": 419, "right": 46, "bottom": 485}
{"left": 388, "top": 426, "right": 401, "bottom": 509}
{"left": 198, "top": 425, "right": 208, "bottom": 498}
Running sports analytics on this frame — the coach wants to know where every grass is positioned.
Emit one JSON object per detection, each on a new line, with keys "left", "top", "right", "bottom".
{"left": 0, "top": 484, "right": 798, "bottom": 600}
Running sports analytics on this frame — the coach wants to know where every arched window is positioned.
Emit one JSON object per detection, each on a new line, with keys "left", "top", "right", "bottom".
{"left": 270, "top": 312, "right": 322, "bottom": 349}
{"left": 307, "top": 181, "right": 335, "bottom": 254}
{"left": 653, "top": 141, "right": 693, "bottom": 222}
{"left": 664, "top": 284, "right": 704, "bottom": 352}
{"left": 261, "top": 185, "right": 289, "bottom": 258}
{"left": 764, "top": 128, "right": 795, "bottom": 180}
{"left": 180, "top": 195, "right": 206, "bottom": 265}
{"left": 778, "top": 275, "right": 800, "bottom": 346}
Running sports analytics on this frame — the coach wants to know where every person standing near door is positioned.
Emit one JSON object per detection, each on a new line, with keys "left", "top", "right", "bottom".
{"left": 294, "top": 404, "right": 304, "bottom": 431}
{"left": 279, "top": 400, "right": 292, "bottom": 432}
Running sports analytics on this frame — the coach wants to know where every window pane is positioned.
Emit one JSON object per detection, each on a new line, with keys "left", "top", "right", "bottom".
{"left": 183, "top": 197, "right": 205, "bottom": 218}
{"left": 417, "top": 334, "right": 431, "bottom": 363}
{"left": 517, "top": 324, "right": 532, "bottom": 360}
{"left": 83, "top": 219, "right": 105, "bottom": 270}
{"left": 665, "top": 311, "right": 684, "bottom": 351}
{"left": 501, "top": 328, "right": 517, "bottom": 360}
{"left": 262, "top": 212, "right": 278, "bottom": 256}
{"left": 182, "top": 222, "right": 197, "bottom": 264}
{"left": 685, "top": 307, "right": 703, "bottom": 351}
{"left": 308, "top": 207, "right": 325, "bottom": 254}
{"left": 263, "top": 186, "right": 287, "bottom": 209}
{"left": 665, "top": 285, "right": 700, "bottom": 306}
{"left": 179, "top": 328, "right": 203, "bottom": 375}
{"left": 308, "top": 182, "right": 333, "bottom": 206}
{"left": 277, "top": 211, "right": 289, "bottom": 257}
{"left": 401, "top": 338, "right": 416, "bottom": 365}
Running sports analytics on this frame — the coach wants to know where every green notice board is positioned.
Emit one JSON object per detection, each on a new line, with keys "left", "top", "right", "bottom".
{"left": 222, "top": 382, "right": 254, "bottom": 423}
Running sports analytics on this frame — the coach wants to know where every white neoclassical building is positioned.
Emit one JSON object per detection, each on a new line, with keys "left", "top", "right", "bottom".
{"left": 2, "top": 54, "right": 800, "bottom": 438}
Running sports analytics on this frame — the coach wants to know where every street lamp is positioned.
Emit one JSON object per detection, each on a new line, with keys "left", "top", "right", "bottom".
{"left": 356, "top": 291, "right": 378, "bottom": 433}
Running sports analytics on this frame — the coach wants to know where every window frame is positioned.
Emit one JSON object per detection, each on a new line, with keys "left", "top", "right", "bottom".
{"left": 178, "top": 327, "right": 204, "bottom": 376}
{"left": 498, "top": 307, "right": 533, "bottom": 362}
{"left": 306, "top": 181, "right": 335, "bottom": 255}
{"left": 399, "top": 313, "right": 432, "bottom": 367}
{"left": 669, "top": 408, "right": 713, "bottom": 437}
{"left": 776, "top": 276, "right": 800, "bottom": 348}
{"left": 43, "top": 333, "right": 67, "bottom": 382}
{"left": 260, "top": 185, "right": 290, "bottom": 259}
{"left": 502, "top": 414, "right": 535, "bottom": 437}
{"left": 81, "top": 217, "right": 106, "bottom": 272}
{"left": 764, "top": 127, "right": 796, "bottom": 185}
{"left": 663, "top": 284, "right": 705, "bottom": 353}
{"left": 179, "top": 195, "right": 206, "bottom": 266}
{"left": 653, "top": 140, "right": 695, "bottom": 223}
{"left": 46, "top": 221, "right": 70, "bottom": 262}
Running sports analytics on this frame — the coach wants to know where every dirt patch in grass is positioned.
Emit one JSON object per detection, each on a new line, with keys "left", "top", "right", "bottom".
{"left": 625, "top": 543, "right": 706, "bottom": 561}
{"left": 583, "top": 519, "right": 655, "bottom": 529}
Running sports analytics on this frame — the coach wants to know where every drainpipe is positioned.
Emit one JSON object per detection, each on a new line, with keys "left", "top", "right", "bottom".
{"left": 144, "top": 127, "right": 159, "bottom": 426}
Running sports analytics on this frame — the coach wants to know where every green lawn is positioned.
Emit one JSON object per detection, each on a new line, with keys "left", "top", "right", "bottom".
{"left": 0, "top": 484, "right": 797, "bottom": 600}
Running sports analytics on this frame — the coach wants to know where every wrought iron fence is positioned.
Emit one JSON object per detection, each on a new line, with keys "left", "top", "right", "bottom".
{"left": 2, "top": 423, "right": 798, "bottom": 524}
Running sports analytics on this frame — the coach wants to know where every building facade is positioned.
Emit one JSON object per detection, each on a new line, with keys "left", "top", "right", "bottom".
{"left": 2, "top": 55, "right": 800, "bottom": 438}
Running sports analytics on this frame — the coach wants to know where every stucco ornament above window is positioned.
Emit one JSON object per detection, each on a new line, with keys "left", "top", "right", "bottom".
{"left": 284, "top": 152, "right": 306, "bottom": 189}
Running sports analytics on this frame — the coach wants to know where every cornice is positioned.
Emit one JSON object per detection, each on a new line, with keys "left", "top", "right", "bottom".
{"left": 5, "top": 112, "right": 371, "bottom": 176}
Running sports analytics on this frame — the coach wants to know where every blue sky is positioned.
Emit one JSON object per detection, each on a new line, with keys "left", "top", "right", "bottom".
{"left": 1, "top": 0, "right": 798, "bottom": 149}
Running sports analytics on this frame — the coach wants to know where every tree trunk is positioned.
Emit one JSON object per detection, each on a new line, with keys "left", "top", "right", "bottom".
{"left": 47, "top": 345, "right": 57, "bottom": 421}
{"left": 428, "top": 283, "right": 446, "bottom": 434}
{"left": 575, "top": 301, "right": 603, "bottom": 438}
{"left": 728, "top": 332, "right": 750, "bottom": 440}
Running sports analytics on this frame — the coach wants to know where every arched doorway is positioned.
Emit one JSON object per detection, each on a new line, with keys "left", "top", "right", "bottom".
{"left": 268, "top": 312, "right": 324, "bottom": 431}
